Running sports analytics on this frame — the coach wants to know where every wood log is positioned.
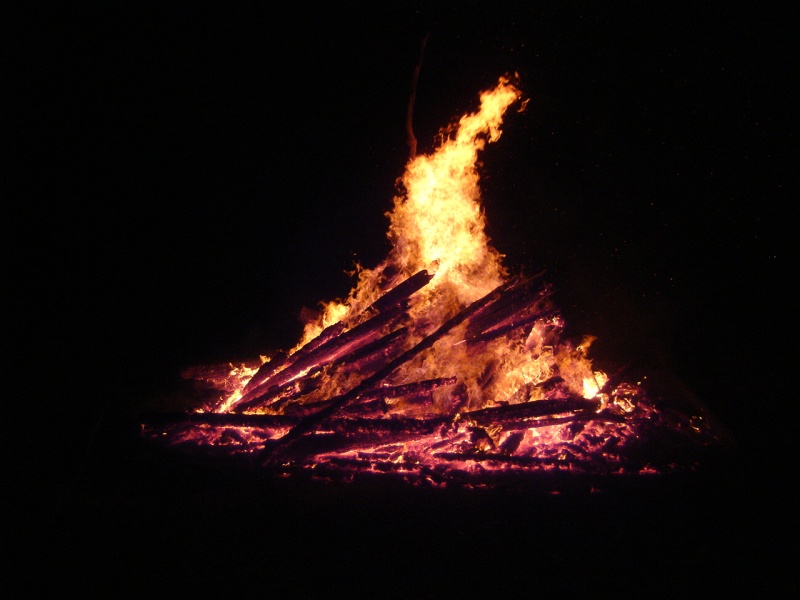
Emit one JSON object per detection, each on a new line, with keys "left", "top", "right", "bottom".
{"left": 234, "top": 366, "right": 324, "bottom": 413}
{"left": 141, "top": 412, "right": 448, "bottom": 436}
{"left": 464, "top": 274, "right": 548, "bottom": 338}
{"left": 270, "top": 419, "right": 447, "bottom": 461}
{"left": 467, "top": 308, "right": 558, "bottom": 345}
{"left": 464, "top": 396, "right": 601, "bottom": 426}
{"left": 141, "top": 412, "right": 300, "bottom": 428}
{"left": 327, "top": 326, "right": 410, "bottom": 378}
{"left": 498, "top": 431, "right": 525, "bottom": 455}
{"left": 265, "top": 328, "right": 414, "bottom": 416}
{"left": 239, "top": 352, "right": 290, "bottom": 396}
{"left": 247, "top": 269, "right": 429, "bottom": 404}
{"left": 337, "top": 398, "right": 388, "bottom": 418}
{"left": 363, "top": 376, "right": 458, "bottom": 401}
{"left": 367, "top": 269, "right": 433, "bottom": 313}
{"left": 486, "top": 412, "right": 626, "bottom": 432}
{"left": 280, "top": 376, "right": 456, "bottom": 418}
{"left": 323, "top": 416, "right": 448, "bottom": 436}
{"left": 431, "top": 450, "right": 602, "bottom": 471}
{"left": 241, "top": 320, "right": 345, "bottom": 395}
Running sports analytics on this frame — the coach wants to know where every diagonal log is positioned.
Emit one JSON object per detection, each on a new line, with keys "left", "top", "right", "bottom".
{"left": 367, "top": 269, "right": 433, "bottom": 313}
{"left": 464, "top": 396, "right": 601, "bottom": 426}
{"left": 234, "top": 367, "right": 324, "bottom": 413}
{"left": 467, "top": 308, "right": 559, "bottom": 345}
{"left": 235, "top": 326, "right": 413, "bottom": 414}
{"left": 240, "top": 323, "right": 344, "bottom": 396}
{"left": 325, "top": 325, "right": 410, "bottom": 377}
{"left": 464, "top": 273, "right": 548, "bottom": 338}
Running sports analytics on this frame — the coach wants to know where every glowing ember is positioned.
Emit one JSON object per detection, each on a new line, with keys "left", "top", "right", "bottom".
{"left": 142, "top": 76, "right": 725, "bottom": 487}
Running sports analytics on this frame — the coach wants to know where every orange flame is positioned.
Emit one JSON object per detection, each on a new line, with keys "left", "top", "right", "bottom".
{"left": 219, "top": 76, "right": 605, "bottom": 413}
{"left": 389, "top": 76, "right": 519, "bottom": 303}
{"left": 301, "top": 77, "right": 520, "bottom": 343}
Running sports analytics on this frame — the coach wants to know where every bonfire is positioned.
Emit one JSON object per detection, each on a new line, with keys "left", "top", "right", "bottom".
{"left": 142, "top": 76, "right": 726, "bottom": 487}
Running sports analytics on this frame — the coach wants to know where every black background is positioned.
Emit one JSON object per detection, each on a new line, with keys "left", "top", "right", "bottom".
{"left": 8, "top": 2, "right": 795, "bottom": 596}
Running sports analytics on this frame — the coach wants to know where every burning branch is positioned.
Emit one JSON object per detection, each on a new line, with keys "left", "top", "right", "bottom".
{"left": 406, "top": 32, "right": 430, "bottom": 160}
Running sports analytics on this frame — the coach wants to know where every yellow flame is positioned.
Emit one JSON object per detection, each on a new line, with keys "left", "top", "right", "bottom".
{"left": 232, "top": 76, "right": 605, "bottom": 411}
{"left": 389, "top": 76, "right": 520, "bottom": 305}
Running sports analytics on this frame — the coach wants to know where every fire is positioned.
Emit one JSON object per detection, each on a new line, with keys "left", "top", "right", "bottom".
{"left": 389, "top": 77, "right": 517, "bottom": 301}
{"left": 281, "top": 76, "right": 590, "bottom": 412}
{"left": 296, "top": 77, "right": 519, "bottom": 348}
{"left": 144, "top": 75, "right": 726, "bottom": 485}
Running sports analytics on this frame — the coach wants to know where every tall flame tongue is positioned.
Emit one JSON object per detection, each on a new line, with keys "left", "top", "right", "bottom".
{"left": 147, "top": 76, "right": 725, "bottom": 484}
{"left": 389, "top": 77, "right": 515, "bottom": 303}
{"left": 299, "top": 77, "right": 518, "bottom": 344}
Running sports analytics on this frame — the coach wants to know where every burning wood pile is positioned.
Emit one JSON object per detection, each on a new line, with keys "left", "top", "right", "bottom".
{"left": 142, "top": 77, "right": 725, "bottom": 487}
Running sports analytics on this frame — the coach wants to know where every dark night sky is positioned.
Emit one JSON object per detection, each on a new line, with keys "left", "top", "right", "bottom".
{"left": 7, "top": 3, "right": 796, "bottom": 594}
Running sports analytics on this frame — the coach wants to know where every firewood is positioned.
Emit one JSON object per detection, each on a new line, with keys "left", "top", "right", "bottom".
{"left": 363, "top": 376, "right": 457, "bottom": 401}
{"left": 278, "top": 376, "right": 457, "bottom": 418}
{"left": 259, "top": 278, "right": 528, "bottom": 464}
{"left": 464, "top": 396, "right": 601, "bottom": 426}
{"left": 271, "top": 419, "right": 447, "bottom": 461}
{"left": 464, "top": 274, "right": 548, "bottom": 338}
{"left": 241, "top": 320, "right": 345, "bottom": 394}
{"left": 367, "top": 269, "right": 433, "bottom": 313}
{"left": 241, "top": 269, "right": 430, "bottom": 403}
{"left": 141, "top": 411, "right": 299, "bottom": 428}
{"left": 498, "top": 431, "right": 525, "bottom": 455}
{"left": 325, "top": 326, "right": 410, "bottom": 379}
{"left": 487, "top": 412, "right": 626, "bottom": 432}
{"left": 467, "top": 309, "right": 559, "bottom": 345}
{"left": 431, "top": 450, "right": 599, "bottom": 470}
{"left": 234, "top": 366, "right": 324, "bottom": 413}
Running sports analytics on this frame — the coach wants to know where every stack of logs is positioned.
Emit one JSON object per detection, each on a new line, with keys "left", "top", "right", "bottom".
{"left": 142, "top": 270, "right": 713, "bottom": 482}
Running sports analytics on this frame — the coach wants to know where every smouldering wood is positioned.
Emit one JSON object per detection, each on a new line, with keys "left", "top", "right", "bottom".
{"left": 464, "top": 396, "right": 601, "bottom": 426}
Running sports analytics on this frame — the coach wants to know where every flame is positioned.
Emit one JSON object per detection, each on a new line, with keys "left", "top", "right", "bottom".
{"left": 295, "top": 76, "right": 520, "bottom": 347}
{"left": 388, "top": 76, "right": 519, "bottom": 304}
{"left": 216, "top": 76, "right": 602, "bottom": 414}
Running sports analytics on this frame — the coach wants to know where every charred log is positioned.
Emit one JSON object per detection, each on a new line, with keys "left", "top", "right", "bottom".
{"left": 280, "top": 376, "right": 456, "bottom": 418}
{"left": 464, "top": 274, "right": 549, "bottom": 338}
{"left": 467, "top": 309, "right": 559, "bottom": 345}
{"left": 367, "top": 269, "right": 433, "bottom": 314}
{"left": 141, "top": 412, "right": 299, "bottom": 428}
{"left": 490, "top": 412, "right": 626, "bottom": 432}
{"left": 431, "top": 451, "right": 606, "bottom": 472}
{"left": 363, "top": 376, "right": 457, "bottom": 401}
{"left": 464, "top": 396, "right": 601, "bottom": 426}
{"left": 498, "top": 431, "right": 525, "bottom": 455}
{"left": 234, "top": 367, "right": 324, "bottom": 413}
{"left": 241, "top": 319, "right": 346, "bottom": 395}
